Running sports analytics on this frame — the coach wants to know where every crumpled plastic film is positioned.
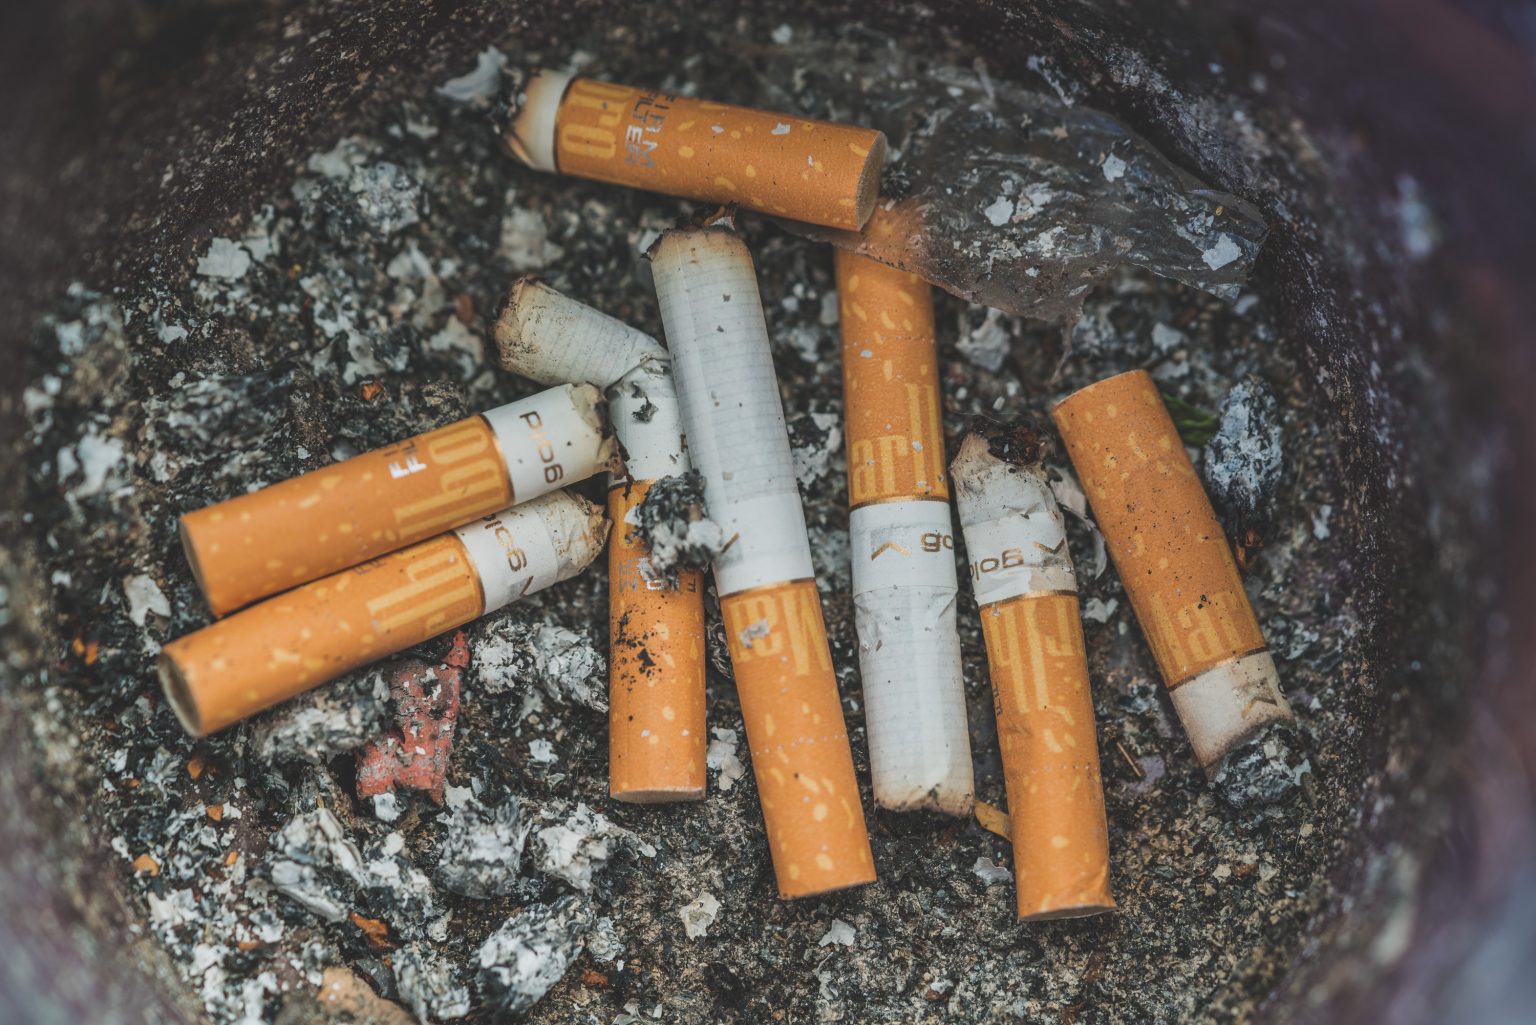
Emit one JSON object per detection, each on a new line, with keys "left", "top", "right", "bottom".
{"left": 772, "top": 59, "right": 1267, "bottom": 321}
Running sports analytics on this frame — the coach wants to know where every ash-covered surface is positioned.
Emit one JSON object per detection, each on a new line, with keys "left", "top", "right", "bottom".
{"left": 0, "top": 7, "right": 1488, "bottom": 1025}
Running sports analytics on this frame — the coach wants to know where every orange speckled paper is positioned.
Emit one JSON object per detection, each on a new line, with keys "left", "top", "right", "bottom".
{"left": 980, "top": 592, "right": 1113, "bottom": 919}
{"left": 608, "top": 481, "right": 708, "bottom": 803}
{"left": 162, "top": 534, "right": 484, "bottom": 736}
{"left": 721, "top": 579, "right": 876, "bottom": 898}
{"left": 554, "top": 78, "right": 885, "bottom": 230}
{"left": 835, "top": 250, "right": 947, "bottom": 506}
{"left": 181, "top": 417, "right": 511, "bottom": 616}
{"left": 1052, "top": 370, "right": 1268, "bottom": 688}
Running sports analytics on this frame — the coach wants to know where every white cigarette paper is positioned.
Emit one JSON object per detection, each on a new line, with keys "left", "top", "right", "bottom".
{"left": 495, "top": 277, "right": 667, "bottom": 389}
{"left": 951, "top": 437, "right": 1077, "bottom": 604}
{"left": 848, "top": 498, "right": 974, "bottom": 814}
{"left": 453, "top": 490, "right": 609, "bottom": 612}
{"left": 481, "top": 383, "right": 620, "bottom": 497}
{"left": 646, "top": 228, "right": 813, "bottom": 595}
{"left": 609, "top": 357, "right": 690, "bottom": 482}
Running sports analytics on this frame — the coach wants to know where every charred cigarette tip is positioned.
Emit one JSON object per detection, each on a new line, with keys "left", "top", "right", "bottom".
{"left": 492, "top": 276, "right": 541, "bottom": 363}
{"left": 1208, "top": 718, "right": 1308, "bottom": 809}
{"left": 964, "top": 416, "right": 1050, "bottom": 469}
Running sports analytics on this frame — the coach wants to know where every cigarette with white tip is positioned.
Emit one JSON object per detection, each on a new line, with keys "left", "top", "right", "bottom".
{"left": 952, "top": 421, "right": 1114, "bottom": 921}
{"left": 1052, "top": 369, "right": 1300, "bottom": 807}
{"left": 161, "top": 490, "right": 608, "bottom": 737}
{"left": 179, "top": 383, "right": 617, "bottom": 616}
{"left": 834, "top": 250, "right": 974, "bottom": 815}
{"left": 504, "top": 71, "right": 887, "bottom": 230}
{"left": 648, "top": 219, "right": 876, "bottom": 898}
{"left": 496, "top": 279, "right": 707, "bottom": 803}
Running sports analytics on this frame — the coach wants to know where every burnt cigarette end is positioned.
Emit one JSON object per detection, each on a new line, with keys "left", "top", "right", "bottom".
{"left": 1207, "top": 719, "right": 1309, "bottom": 809}
{"left": 968, "top": 416, "right": 1049, "bottom": 469}
{"left": 628, "top": 470, "right": 726, "bottom": 587}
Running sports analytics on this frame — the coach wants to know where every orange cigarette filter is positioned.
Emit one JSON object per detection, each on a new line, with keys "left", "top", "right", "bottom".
{"left": 161, "top": 491, "right": 607, "bottom": 737}
{"left": 1051, "top": 370, "right": 1292, "bottom": 772}
{"left": 721, "top": 579, "right": 875, "bottom": 897}
{"left": 506, "top": 71, "right": 886, "bottom": 230}
{"left": 180, "top": 384, "right": 614, "bottom": 616}
{"left": 953, "top": 429, "right": 1113, "bottom": 920}
{"left": 981, "top": 595, "right": 1113, "bottom": 919}
{"left": 608, "top": 480, "right": 708, "bottom": 802}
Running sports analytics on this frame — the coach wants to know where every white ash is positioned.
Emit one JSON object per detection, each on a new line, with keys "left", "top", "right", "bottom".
{"left": 474, "top": 618, "right": 607, "bottom": 712}
{"left": 528, "top": 738, "right": 557, "bottom": 764}
{"left": 268, "top": 807, "right": 370, "bottom": 923}
{"left": 679, "top": 892, "right": 721, "bottom": 939}
{"left": 434, "top": 785, "right": 530, "bottom": 899}
{"left": 394, "top": 942, "right": 471, "bottom": 1023}
{"left": 789, "top": 411, "right": 843, "bottom": 487}
{"left": 532, "top": 802, "right": 651, "bottom": 893}
{"left": 1082, "top": 597, "right": 1119, "bottom": 624}
{"left": 628, "top": 470, "right": 728, "bottom": 586}
{"left": 63, "top": 427, "right": 126, "bottom": 499}
{"left": 426, "top": 317, "right": 484, "bottom": 381}
{"left": 437, "top": 46, "right": 506, "bottom": 104}
{"left": 499, "top": 200, "right": 565, "bottom": 269}
{"left": 586, "top": 916, "right": 625, "bottom": 964}
{"left": 818, "top": 919, "right": 857, "bottom": 947}
{"left": 347, "top": 162, "right": 423, "bottom": 237}
{"left": 197, "top": 237, "right": 253, "bottom": 280}
{"left": 957, "top": 306, "right": 1014, "bottom": 372}
{"left": 1312, "top": 503, "right": 1333, "bottom": 540}
{"left": 372, "top": 792, "right": 403, "bottom": 823}
{"left": 249, "top": 664, "right": 393, "bottom": 765}
{"left": 1151, "top": 322, "right": 1186, "bottom": 354}
{"left": 478, "top": 896, "right": 595, "bottom": 1015}
{"left": 1203, "top": 375, "right": 1284, "bottom": 531}
{"left": 1201, "top": 233, "right": 1243, "bottom": 270}
{"left": 705, "top": 727, "right": 746, "bottom": 793}
{"left": 305, "top": 135, "right": 375, "bottom": 178}
{"left": 268, "top": 807, "right": 441, "bottom": 940}
{"left": 122, "top": 573, "right": 170, "bottom": 627}
{"left": 983, "top": 195, "right": 1015, "bottom": 227}
{"left": 1394, "top": 173, "right": 1440, "bottom": 260}
{"left": 971, "top": 857, "right": 1013, "bottom": 884}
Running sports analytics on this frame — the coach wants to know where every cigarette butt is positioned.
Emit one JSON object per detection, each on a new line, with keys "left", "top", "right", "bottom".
{"left": 1051, "top": 370, "right": 1294, "bottom": 775}
{"left": 507, "top": 71, "right": 887, "bottom": 231}
{"left": 835, "top": 250, "right": 973, "bottom": 815}
{"left": 495, "top": 277, "right": 666, "bottom": 388}
{"left": 952, "top": 426, "right": 1114, "bottom": 921}
{"left": 606, "top": 360, "right": 706, "bottom": 801}
{"left": 649, "top": 223, "right": 875, "bottom": 898}
{"left": 161, "top": 491, "right": 607, "bottom": 737}
{"left": 495, "top": 278, "right": 706, "bottom": 803}
{"left": 179, "top": 384, "right": 616, "bottom": 616}
{"left": 608, "top": 481, "right": 707, "bottom": 802}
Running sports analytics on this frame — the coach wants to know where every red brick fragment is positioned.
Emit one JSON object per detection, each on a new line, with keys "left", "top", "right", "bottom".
{"left": 355, "top": 632, "right": 466, "bottom": 804}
